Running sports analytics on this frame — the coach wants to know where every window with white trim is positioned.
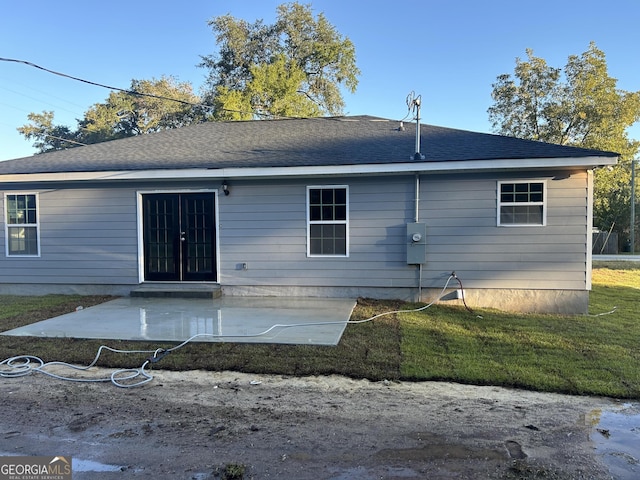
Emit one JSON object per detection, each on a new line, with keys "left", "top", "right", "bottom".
{"left": 5, "top": 193, "right": 40, "bottom": 256}
{"left": 307, "top": 186, "right": 348, "bottom": 256}
{"left": 498, "top": 181, "right": 546, "bottom": 226}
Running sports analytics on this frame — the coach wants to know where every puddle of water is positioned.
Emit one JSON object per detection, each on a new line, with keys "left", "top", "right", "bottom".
{"left": 0, "top": 454, "right": 125, "bottom": 474}
{"left": 73, "top": 458, "right": 124, "bottom": 472}
{"left": 589, "top": 403, "right": 640, "bottom": 480}
{"left": 190, "top": 474, "right": 211, "bottom": 480}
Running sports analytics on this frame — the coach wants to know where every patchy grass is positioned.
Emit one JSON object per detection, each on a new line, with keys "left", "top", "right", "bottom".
{"left": 0, "top": 295, "right": 115, "bottom": 328}
{"left": 0, "top": 296, "right": 402, "bottom": 381}
{"left": 220, "top": 463, "right": 246, "bottom": 480}
{"left": 0, "top": 265, "right": 638, "bottom": 398}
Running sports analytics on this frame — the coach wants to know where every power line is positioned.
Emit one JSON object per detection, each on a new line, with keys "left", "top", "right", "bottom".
{"left": 0, "top": 57, "right": 288, "bottom": 119}
{"left": 0, "top": 57, "right": 198, "bottom": 107}
{"left": 2, "top": 57, "right": 326, "bottom": 157}
{"left": 0, "top": 84, "right": 84, "bottom": 118}
{"left": 0, "top": 73, "right": 89, "bottom": 110}
{"left": 42, "top": 134, "right": 87, "bottom": 147}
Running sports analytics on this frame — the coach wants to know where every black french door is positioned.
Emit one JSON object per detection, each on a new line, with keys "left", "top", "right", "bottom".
{"left": 143, "top": 193, "right": 217, "bottom": 281}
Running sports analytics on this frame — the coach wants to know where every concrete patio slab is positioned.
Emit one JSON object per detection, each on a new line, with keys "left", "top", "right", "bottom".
{"left": 1, "top": 296, "right": 357, "bottom": 346}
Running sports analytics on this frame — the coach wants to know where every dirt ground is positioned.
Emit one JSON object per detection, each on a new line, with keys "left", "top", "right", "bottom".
{"left": 0, "top": 368, "right": 626, "bottom": 479}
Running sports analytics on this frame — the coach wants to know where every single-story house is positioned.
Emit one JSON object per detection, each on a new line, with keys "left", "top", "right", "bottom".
{"left": 0, "top": 116, "right": 618, "bottom": 313}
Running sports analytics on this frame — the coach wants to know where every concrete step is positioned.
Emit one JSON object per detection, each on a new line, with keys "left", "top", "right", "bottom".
{"left": 130, "top": 283, "right": 222, "bottom": 299}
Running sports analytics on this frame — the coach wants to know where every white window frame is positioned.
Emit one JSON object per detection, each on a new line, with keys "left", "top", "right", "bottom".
{"left": 497, "top": 180, "right": 547, "bottom": 227}
{"left": 306, "top": 185, "right": 349, "bottom": 257}
{"left": 4, "top": 192, "right": 41, "bottom": 257}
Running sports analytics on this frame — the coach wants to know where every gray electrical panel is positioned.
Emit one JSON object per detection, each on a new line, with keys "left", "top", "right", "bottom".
{"left": 406, "top": 223, "right": 427, "bottom": 264}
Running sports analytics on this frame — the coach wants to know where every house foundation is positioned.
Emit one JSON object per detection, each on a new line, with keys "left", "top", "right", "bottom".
{"left": 0, "top": 283, "right": 589, "bottom": 315}
{"left": 221, "top": 285, "right": 589, "bottom": 315}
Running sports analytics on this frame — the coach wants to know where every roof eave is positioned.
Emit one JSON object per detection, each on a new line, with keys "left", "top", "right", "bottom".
{"left": 0, "top": 155, "right": 619, "bottom": 184}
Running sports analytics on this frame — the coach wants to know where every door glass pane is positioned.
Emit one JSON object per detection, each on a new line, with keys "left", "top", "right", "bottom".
{"left": 145, "top": 196, "right": 177, "bottom": 275}
{"left": 182, "top": 196, "right": 215, "bottom": 278}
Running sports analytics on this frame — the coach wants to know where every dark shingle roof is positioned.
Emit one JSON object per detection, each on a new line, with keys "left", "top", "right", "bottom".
{"left": 0, "top": 116, "right": 618, "bottom": 175}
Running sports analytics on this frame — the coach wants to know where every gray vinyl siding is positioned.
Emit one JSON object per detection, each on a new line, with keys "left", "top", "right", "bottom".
{"left": 220, "top": 172, "right": 588, "bottom": 291}
{"left": 419, "top": 171, "right": 588, "bottom": 290}
{"left": 0, "top": 170, "right": 589, "bottom": 292}
{"left": 218, "top": 177, "right": 415, "bottom": 288}
{"left": 0, "top": 185, "right": 140, "bottom": 285}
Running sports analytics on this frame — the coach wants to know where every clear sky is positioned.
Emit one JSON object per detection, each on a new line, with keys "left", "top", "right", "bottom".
{"left": 1, "top": 0, "right": 639, "bottom": 161}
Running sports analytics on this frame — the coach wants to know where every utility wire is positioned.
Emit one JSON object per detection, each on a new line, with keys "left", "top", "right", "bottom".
{"left": 41, "top": 134, "right": 87, "bottom": 147}
{"left": 0, "top": 57, "right": 198, "bottom": 107}
{"left": 0, "top": 57, "right": 292, "bottom": 119}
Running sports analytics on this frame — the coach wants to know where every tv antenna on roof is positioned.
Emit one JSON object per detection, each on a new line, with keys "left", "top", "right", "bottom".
{"left": 406, "top": 92, "right": 424, "bottom": 160}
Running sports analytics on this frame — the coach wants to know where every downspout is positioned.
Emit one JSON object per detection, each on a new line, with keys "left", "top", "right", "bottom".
{"left": 413, "top": 173, "right": 420, "bottom": 223}
{"left": 414, "top": 174, "right": 420, "bottom": 223}
{"left": 586, "top": 169, "right": 594, "bottom": 291}
{"left": 415, "top": 173, "right": 422, "bottom": 301}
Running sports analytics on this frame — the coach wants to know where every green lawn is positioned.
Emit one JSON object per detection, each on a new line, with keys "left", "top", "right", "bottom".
{"left": 0, "top": 262, "right": 638, "bottom": 398}
{"left": 400, "top": 262, "right": 640, "bottom": 397}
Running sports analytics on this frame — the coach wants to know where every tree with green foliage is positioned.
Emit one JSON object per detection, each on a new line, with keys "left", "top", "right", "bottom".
{"left": 200, "top": 2, "right": 359, "bottom": 119}
{"left": 80, "top": 76, "right": 203, "bottom": 141}
{"left": 488, "top": 42, "right": 640, "bottom": 248}
{"left": 18, "top": 111, "right": 84, "bottom": 152}
{"left": 19, "top": 76, "right": 202, "bottom": 153}
{"left": 213, "top": 55, "right": 322, "bottom": 120}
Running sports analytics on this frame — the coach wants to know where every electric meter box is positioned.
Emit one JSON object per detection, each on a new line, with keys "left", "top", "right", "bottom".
{"left": 406, "top": 222, "right": 427, "bottom": 264}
